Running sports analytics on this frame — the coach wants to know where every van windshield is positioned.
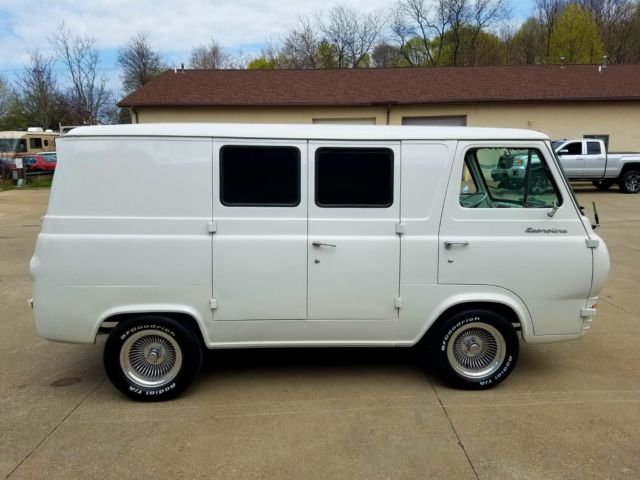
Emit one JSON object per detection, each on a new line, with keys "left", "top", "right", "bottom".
{"left": 0, "top": 139, "right": 21, "bottom": 152}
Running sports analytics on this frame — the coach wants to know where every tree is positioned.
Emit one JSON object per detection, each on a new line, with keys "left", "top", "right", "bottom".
{"left": 189, "top": 39, "right": 230, "bottom": 69}
{"left": 579, "top": 0, "right": 637, "bottom": 63}
{"left": 391, "top": 0, "right": 450, "bottom": 66}
{"left": 511, "top": 17, "right": 546, "bottom": 63}
{"left": 549, "top": 3, "right": 604, "bottom": 63}
{"left": 0, "top": 79, "right": 27, "bottom": 133}
{"left": 372, "top": 42, "right": 409, "bottom": 67}
{"left": 391, "top": 0, "right": 509, "bottom": 66}
{"left": 535, "top": 0, "right": 568, "bottom": 62}
{"left": 50, "top": 23, "right": 112, "bottom": 125}
{"left": 117, "top": 33, "right": 165, "bottom": 93}
{"left": 280, "top": 19, "right": 322, "bottom": 68}
{"left": 0, "top": 76, "right": 11, "bottom": 120}
{"left": 318, "top": 5, "right": 386, "bottom": 68}
{"left": 15, "top": 51, "right": 61, "bottom": 130}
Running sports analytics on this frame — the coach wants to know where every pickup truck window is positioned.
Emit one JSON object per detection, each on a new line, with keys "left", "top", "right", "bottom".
{"left": 587, "top": 141, "right": 602, "bottom": 155}
{"left": 558, "top": 142, "right": 582, "bottom": 155}
{"left": 460, "top": 147, "right": 560, "bottom": 209}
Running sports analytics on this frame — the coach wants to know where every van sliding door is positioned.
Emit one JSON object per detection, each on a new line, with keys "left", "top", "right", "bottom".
{"left": 211, "top": 140, "right": 308, "bottom": 321}
{"left": 307, "top": 142, "right": 401, "bottom": 321}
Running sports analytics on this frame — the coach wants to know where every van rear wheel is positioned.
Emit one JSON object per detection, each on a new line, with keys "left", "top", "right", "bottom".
{"left": 104, "top": 315, "right": 203, "bottom": 401}
{"left": 430, "top": 310, "right": 519, "bottom": 389}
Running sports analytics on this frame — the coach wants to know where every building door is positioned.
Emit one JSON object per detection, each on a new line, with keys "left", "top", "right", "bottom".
{"left": 307, "top": 142, "right": 401, "bottom": 320}
{"left": 440, "top": 142, "right": 593, "bottom": 336}
{"left": 212, "top": 141, "right": 308, "bottom": 321}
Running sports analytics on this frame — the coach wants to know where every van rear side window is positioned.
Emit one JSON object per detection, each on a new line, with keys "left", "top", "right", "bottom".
{"left": 315, "top": 148, "right": 393, "bottom": 207}
{"left": 220, "top": 146, "right": 300, "bottom": 207}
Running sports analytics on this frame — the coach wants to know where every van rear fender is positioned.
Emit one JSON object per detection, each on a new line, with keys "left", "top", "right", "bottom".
{"left": 95, "top": 305, "right": 210, "bottom": 346}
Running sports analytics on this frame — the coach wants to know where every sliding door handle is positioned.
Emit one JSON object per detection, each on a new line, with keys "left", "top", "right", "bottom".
{"left": 312, "top": 241, "right": 337, "bottom": 248}
{"left": 444, "top": 240, "right": 469, "bottom": 249}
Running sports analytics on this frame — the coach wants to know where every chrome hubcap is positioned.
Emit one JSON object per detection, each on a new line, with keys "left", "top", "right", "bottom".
{"left": 120, "top": 330, "right": 182, "bottom": 387}
{"left": 626, "top": 173, "right": 640, "bottom": 192}
{"left": 447, "top": 322, "right": 506, "bottom": 379}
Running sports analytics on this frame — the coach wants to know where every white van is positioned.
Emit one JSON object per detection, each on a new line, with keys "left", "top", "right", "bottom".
{"left": 30, "top": 124, "right": 610, "bottom": 401}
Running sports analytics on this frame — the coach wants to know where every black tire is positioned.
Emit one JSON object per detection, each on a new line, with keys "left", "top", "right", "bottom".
{"left": 592, "top": 179, "right": 614, "bottom": 191}
{"left": 430, "top": 309, "right": 519, "bottom": 390}
{"left": 618, "top": 170, "right": 640, "bottom": 194}
{"left": 528, "top": 173, "right": 548, "bottom": 195}
{"left": 104, "top": 315, "right": 203, "bottom": 401}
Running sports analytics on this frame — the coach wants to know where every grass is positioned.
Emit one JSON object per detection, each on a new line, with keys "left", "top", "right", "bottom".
{"left": 0, "top": 175, "right": 53, "bottom": 192}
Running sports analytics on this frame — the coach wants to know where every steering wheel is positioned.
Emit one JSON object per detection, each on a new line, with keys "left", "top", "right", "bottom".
{"left": 461, "top": 192, "right": 488, "bottom": 208}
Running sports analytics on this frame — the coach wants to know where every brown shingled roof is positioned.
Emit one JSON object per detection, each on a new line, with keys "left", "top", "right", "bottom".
{"left": 118, "top": 64, "right": 640, "bottom": 108}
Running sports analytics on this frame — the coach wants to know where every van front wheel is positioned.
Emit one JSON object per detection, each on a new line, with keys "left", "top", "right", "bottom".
{"left": 104, "top": 315, "right": 203, "bottom": 401}
{"left": 431, "top": 310, "right": 519, "bottom": 389}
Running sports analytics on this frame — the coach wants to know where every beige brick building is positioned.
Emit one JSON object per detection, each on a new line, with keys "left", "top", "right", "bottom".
{"left": 119, "top": 65, "right": 640, "bottom": 151}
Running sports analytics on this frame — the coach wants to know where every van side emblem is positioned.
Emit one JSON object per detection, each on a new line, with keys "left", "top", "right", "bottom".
{"left": 525, "top": 227, "right": 568, "bottom": 234}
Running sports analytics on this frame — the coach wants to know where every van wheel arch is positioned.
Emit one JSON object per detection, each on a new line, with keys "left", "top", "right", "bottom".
{"left": 98, "top": 311, "right": 207, "bottom": 348}
{"left": 418, "top": 301, "right": 522, "bottom": 347}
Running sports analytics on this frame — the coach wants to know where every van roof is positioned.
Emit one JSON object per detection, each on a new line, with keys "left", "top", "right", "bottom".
{"left": 65, "top": 123, "right": 549, "bottom": 142}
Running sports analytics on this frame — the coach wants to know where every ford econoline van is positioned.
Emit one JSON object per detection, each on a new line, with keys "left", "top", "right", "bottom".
{"left": 30, "top": 124, "right": 610, "bottom": 401}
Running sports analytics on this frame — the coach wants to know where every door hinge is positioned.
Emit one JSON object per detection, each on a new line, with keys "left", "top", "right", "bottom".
{"left": 207, "top": 221, "right": 217, "bottom": 234}
{"left": 585, "top": 238, "right": 599, "bottom": 248}
{"left": 395, "top": 223, "right": 405, "bottom": 235}
{"left": 394, "top": 297, "right": 402, "bottom": 308}
{"left": 209, "top": 298, "right": 218, "bottom": 309}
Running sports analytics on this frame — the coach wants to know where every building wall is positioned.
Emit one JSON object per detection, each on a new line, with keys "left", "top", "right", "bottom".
{"left": 135, "top": 102, "right": 640, "bottom": 151}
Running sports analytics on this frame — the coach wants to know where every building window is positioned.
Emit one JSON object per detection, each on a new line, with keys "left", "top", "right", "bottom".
{"left": 220, "top": 146, "right": 300, "bottom": 207}
{"left": 29, "top": 138, "right": 42, "bottom": 149}
{"left": 312, "top": 118, "right": 376, "bottom": 125}
{"left": 584, "top": 134, "right": 609, "bottom": 150}
{"left": 402, "top": 115, "right": 467, "bottom": 126}
{"left": 315, "top": 148, "right": 393, "bottom": 208}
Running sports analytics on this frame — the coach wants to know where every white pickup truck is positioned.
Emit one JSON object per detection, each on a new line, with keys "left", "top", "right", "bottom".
{"left": 553, "top": 139, "right": 640, "bottom": 193}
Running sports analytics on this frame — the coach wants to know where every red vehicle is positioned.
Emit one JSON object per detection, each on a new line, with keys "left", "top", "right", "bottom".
{"left": 20, "top": 154, "right": 57, "bottom": 172}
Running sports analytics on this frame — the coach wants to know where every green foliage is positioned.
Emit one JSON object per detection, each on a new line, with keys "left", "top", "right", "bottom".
{"left": 512, "top": 18, "right": 546, "bottom": 64}
{"left": 316, "top": 42, "right": 338, "bottom": 69}
{"left": 247, "top": 57, "right": 278, "bottom": 69}
{"left": 549, "top": 4, "right": 604, "bottom": 63}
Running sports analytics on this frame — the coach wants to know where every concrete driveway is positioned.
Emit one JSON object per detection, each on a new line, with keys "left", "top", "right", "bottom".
{"left": 1, "top": 186, "right": 638, "bottom": 479}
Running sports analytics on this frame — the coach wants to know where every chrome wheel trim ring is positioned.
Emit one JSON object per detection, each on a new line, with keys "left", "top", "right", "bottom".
{"left": 120, "top": 330, "right": 183, "bottom": 388}
{"left": 625, "top": 173, "right": 640, "bottom": 192}
{"left": 446, "top": 322, "right": 506, "bottom": 379}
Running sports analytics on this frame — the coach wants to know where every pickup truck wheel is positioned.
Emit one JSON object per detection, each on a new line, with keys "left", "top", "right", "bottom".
{"left": 619, "top": 170, "right": 640, "bottom": 194}
{"left": 592, "top": 179, "right": 614, "bottom": 191}
{"left": 528, "top": 174, "right": 548, "bottom": 195}
{"left": 430, "top": 310, "right": 519, "bottom": 389}
{"left": 104, "top": 315, "right": 203, "bottom": 401}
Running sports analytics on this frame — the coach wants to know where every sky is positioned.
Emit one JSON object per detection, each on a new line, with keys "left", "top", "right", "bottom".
{"left": 0, "top": 0, "right": 536, "bottom": 100}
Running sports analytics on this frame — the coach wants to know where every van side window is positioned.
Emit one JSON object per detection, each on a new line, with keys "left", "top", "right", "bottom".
{"left": 315, "top": 148, "right": 393, "bottom": 207}
{"left": 460, "top": 147, "right": 560, "bottom": 209}
{"left": 220, "top": 146, "right": 300, "bottom": 207}
{"left": 29, "top": 138, "right": 43, "bottom": 149}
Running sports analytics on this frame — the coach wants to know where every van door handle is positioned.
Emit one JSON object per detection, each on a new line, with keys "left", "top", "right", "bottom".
{"left": 444, "top": 240, "right": 469, "bottom": 249}
{"left": 312, "top": 241, "right": 336, "bottom": 248}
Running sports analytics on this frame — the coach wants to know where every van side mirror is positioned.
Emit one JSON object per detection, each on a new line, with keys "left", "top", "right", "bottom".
{"left": 558, "top": 149, "right": 569, "bottom": 155}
